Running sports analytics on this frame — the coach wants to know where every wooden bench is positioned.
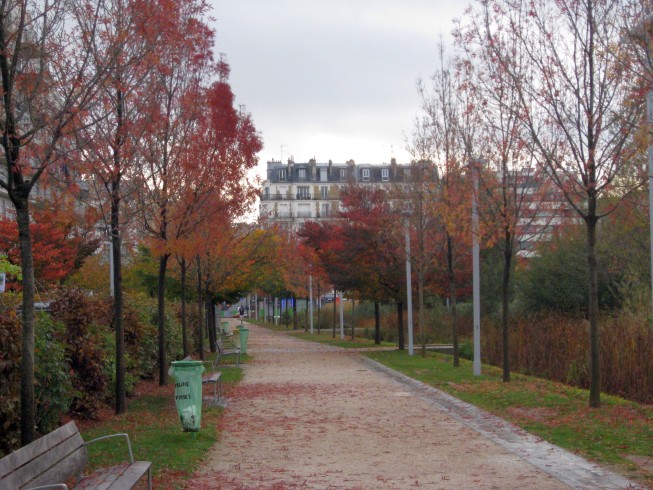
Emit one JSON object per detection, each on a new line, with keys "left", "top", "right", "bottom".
{"left": 180, "top": 356, "right": 222, "bottom": 404}
{"left": 0, "top": 421, "right": 151, "bottom": 490}
{"left": 216, "top": 334, "right": 240, "bottom": 367}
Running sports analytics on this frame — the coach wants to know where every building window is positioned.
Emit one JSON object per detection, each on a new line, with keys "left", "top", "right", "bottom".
{"left": 321, "top": 203, "right": 330, "bottom": 217}
{"left": 278, "top": 203, "right": 289, "bottom": 218}
{"left": 297, "top": 186, "right": 310, "bottom": 199}
{"left": 263, "top": 187, "right": 270, "bottom": 199}
{"left": 362, "top": 168, "right": 370, "bottom": 182}
{"left": 298, "top": 168, "right": 306, "bottom": 181}
{"left": 297, "top": 203, "right": 311, "bottom": 218}
{"left": 321, "top": 186, "right": 328, "bottom": 199}
{"left": 381, "top": 168, "right": 389, "bottom": 181}
{"left": 320, "top": 168, "right": 328, "bottom": 182}
{"left": 339, "top": 168, "right": 346, "bottom": 180}
{"left": 279, "top": 169, "right": 286, "bottom": 181}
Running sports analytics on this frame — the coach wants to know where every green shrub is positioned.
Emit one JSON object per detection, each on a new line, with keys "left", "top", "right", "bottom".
{"left": 0, "top": 298, "right": 21, "bottom": 457}
{"left": 516, "top": 230, "right": 621, "bottom": 314}
{"left": 124, "top": 292, "right": 159, "bottom": 379}
{"left": 50, "top": 289, "right": 110, "bottom": 418}
{"left": 34, "top": 314, "right": 73, "bottom": 434}
{"left": 458, "top": 341, "right": 473, "bottom": 361}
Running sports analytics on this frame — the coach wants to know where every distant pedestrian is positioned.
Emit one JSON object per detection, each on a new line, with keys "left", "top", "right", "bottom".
{"left": 238, "top": 305, "right": 244, "bottom": 318}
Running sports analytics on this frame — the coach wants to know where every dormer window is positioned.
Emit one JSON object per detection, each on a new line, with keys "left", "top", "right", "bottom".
{"left": 279, "top": 169, "right": 286, "bottom": 181}
{"left": 339, "top": 168, "right": 346, "bottom": 180}
{"left": 381, "top": 168, "right": 389, "bottom": 181}
{"left": 362, "top": 168, "right": 370, "bottom": 182}
{"left": 298, "top": 168, "right": 306, "bottom": 180}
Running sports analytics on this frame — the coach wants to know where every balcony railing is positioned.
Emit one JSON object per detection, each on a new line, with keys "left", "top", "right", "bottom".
{"left": 261, "top": 193, "right": 340, "bottom": 201}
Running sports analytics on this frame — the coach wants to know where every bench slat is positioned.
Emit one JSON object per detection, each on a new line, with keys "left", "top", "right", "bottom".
{"left": 106, "top": 461, "right": 151, "bottom": 490}
{"left": 202, "top": 372, "right": 221, "bottom": 383}
{"left": 75, "top": 461, "right": 151, "bottom": 490}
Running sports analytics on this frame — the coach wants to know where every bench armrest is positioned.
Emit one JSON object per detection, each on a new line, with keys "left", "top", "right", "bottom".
{"left": 28, "top": 485, "right": 68, "bottom": 490}
{"left": 201, "top": 359, "right": 218, "bottom": 371}
{"left": 84, "top": 433, "right": 135, "bottom": 463}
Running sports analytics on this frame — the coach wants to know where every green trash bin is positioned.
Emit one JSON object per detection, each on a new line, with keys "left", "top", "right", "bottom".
{"left": 168, "top": 360, "right": 205, "bottom": 432}
{"left": 236, "top": 327, "right": 249, "bottom": 355}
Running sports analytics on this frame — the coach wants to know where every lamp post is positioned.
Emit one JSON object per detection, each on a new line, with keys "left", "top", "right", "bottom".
{"left": 403, "top": 210, "right": 414, "bottom": 356}
{"left": 471, "top": 160, "right": 482, "bottom": 376}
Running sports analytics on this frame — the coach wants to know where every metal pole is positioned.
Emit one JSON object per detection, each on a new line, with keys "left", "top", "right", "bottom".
{"left": 309, "top": 273, "right": 314, "bottom": 334}
{"left": 339, "top": 291, "right": 344, "bottom": 340}
{"left": 472, "top": 161, "right": 482, "bottom": 376}
{"left": 404, "top": 215, "right": 414, "bottom": 355}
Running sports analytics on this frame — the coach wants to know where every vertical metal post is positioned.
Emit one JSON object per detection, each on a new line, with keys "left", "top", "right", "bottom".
{"left": 309, "top": 273, "right": 314, "bottom": 334}
{"left": 472, "top": 161, "right": 482, "bottom": 376}
{"left": 404, "top": 215, "right": 414, "bottom": 355}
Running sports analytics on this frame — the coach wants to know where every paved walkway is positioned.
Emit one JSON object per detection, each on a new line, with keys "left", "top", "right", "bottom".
{"left": 189, "top": 321, "right": 641, "bottom": 489}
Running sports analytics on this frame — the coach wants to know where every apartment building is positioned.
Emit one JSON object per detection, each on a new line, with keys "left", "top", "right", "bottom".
{"left": 259, "top": 157, "right": 412, "bottom": 227}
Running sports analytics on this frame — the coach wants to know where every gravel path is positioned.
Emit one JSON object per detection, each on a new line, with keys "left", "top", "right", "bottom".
{"left": 187, "top": 321, "right": 639, "bottom": 489}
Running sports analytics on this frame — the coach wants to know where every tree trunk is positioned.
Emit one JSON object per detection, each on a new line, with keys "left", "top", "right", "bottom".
{"left": 157, "top": 253, "right": 170, "bottom": 385}
{"left": 351, "top": 299, "right": 356, "bottom": 339}
{"left": 17, "top": 200, "right": 36, "bottom": 445}
{"left": 502, "top": 233, "right": 512, "bottom": 382}
{"left": 180, "top": 257, "right": 188, "bottom": 358}
{"left": 111, "top": 191, "right": 125, "bottom": 414}
{"left": 305, "top": 295, "right": 309, "bottom": 332}
{"left": 293, "top": 295, "right": 298, "bottom": 330}
{"left": 587, "top": 213, "right": 601, "bottom": 407}
{"left": 112, "top": 84, "right": 126, "bottom": 415}
{"left": 397, "top": 300, "right": 405, "bottom": 350}
{"left": 418, "top": 273, "right": 426, "bottom": 357}
{"left": 196, "top": 256, "right": 204, "bottom": 360}
{"left": 447, "top": 234, "right": 459, "bottom": 367}
{"left": 374, "top": 301, "right": 381, "bottom": 345}
{"left": 208, "top": 298, "right": 216, "bottom": 353}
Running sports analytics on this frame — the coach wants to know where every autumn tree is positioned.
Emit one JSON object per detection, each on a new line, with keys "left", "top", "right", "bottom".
{"left": 474, "top": 0, "right": 643, "bottom": 406}
{"left": 302, "top": 185, "right": 407, "bottom": 346}
{"left": 0, "top": 0, "right": 118, "bottom": 444}
{"left": 453, "top": 15, "right": 562, "bottom": 381}
{"left": 171, "top": 70, "right": 260, "bottom": 356}
{"left": 77, "top": 0, "right": 157, "bottom": 414}
{"left": 415, "top": 42, "right": 476, "bottom": 366}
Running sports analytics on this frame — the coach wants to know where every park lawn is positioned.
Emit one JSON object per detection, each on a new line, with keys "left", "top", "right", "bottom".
{"left": 365, "top": 349, "right": 653, "bottom": 487}
{"left": 79, "top": 364, "right": 243, "bottom": 490}
{"left": 287, "top": 329, "right": 396, "bottom": 349}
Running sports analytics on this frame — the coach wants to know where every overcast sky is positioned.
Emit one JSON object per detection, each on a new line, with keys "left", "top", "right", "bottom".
{"left": 207, "top": 0, "right": 470, "bottom": 180}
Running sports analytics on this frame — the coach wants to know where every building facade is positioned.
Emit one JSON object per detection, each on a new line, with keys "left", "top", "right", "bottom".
{"left": 259, "top": 158, "right": 412, "bottom": 227}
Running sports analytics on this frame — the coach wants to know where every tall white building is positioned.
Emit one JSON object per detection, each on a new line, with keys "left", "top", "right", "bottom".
{"left": 259, "top": 158, "right": 412, "bottom": 228}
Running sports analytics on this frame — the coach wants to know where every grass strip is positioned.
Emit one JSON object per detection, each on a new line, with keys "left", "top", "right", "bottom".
{"left": 80, "top": 364, "right": 243, "bottom": 489}
{"left": 365, "top": 349, "right": 653, "bottom": 487}
{"left": 286, "top": 329, "right": 396, "bottom": 348}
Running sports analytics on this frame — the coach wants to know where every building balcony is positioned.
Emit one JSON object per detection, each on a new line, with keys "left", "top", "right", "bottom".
{"left": 261, "top": 193, "right": 340, "bottom": 202}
